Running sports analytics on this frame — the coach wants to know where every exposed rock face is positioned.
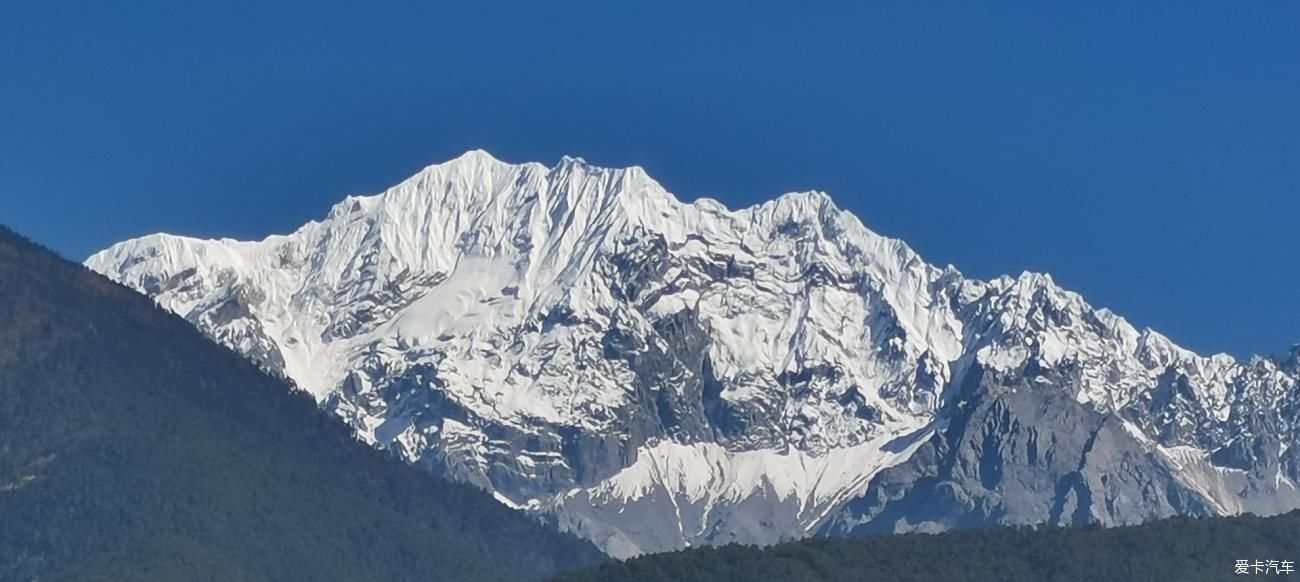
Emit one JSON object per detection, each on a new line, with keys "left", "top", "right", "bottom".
{"left": 86, "top": 151, "right": 1300, "bottom": 557}
{"left": 822, "top": 364, "right": 1222, "bottom": 536}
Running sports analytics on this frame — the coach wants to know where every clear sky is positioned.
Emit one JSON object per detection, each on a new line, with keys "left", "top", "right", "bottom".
{"left": 2, "top": 1, "right": 1297, "bottom": 358}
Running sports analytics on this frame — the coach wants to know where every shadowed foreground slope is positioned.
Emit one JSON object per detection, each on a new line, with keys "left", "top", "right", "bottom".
{"left": 0, "top": 225, "right": 602, "bottom": 582}
{"left": 556, "top": 511, "right": 1300, "bottom": 582}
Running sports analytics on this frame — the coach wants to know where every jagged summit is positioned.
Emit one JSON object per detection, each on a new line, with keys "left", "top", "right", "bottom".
{"left": 87, "top": 151, "right": 1300, "bottom": 558}
{"left": 88, "top": 151, "right": 941, "bottom": 403}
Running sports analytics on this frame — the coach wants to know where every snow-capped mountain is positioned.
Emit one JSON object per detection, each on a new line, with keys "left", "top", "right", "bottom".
{"left": 86, "top": 150, "right": 1300, "bottom": 557}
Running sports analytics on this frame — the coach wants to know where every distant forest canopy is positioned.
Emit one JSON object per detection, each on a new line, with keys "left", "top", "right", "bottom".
{"left": 0, "top": 225, "right": 602, "bottom": 582}
{"left": 556, "top": 511, "right": 1300, "bottom": 582}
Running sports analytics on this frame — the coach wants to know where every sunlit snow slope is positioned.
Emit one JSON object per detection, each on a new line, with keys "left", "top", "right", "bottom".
{"left": 88, "top": 151, "right": 1300, "bottom": 557}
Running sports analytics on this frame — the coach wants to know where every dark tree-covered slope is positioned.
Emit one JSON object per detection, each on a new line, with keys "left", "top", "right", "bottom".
{"left": 556, "top": 511, "right": 1300, "bottom": 582}
{"left": 0, "top": 225, "right": 603, "bottom": 582}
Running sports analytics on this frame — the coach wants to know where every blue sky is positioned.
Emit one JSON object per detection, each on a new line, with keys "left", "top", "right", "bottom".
{"left": 2, "top": 1, "right": 1297, "bottom": 358}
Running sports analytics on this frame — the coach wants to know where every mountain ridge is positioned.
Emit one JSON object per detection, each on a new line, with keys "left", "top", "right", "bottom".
{"left": 86, "top": 150, "right": 1300, "bottom": 557}
{"left": 0, "top": 223, "right": 603, "bottom": 581}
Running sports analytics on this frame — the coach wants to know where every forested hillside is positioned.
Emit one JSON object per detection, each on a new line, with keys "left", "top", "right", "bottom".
{"left": 557, "top": 511, "right": 1300, "bottom": 582}
{"left": 0, "top": 225, "right": 602, "bottom": 582}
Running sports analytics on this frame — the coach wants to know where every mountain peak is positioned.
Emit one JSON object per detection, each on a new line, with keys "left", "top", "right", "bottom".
{"left": 450, "top": 147, "right": 505, "bottom": 164}
{"left": 404, "top": 148, "right": 518, "bottom": 184}
{"left": 769, "top": 189, "right": 836, "bottom": 213}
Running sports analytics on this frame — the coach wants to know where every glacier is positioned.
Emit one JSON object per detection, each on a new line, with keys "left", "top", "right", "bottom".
{"left": 87, "top": 150, "right": 1300, "bottom": 557}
